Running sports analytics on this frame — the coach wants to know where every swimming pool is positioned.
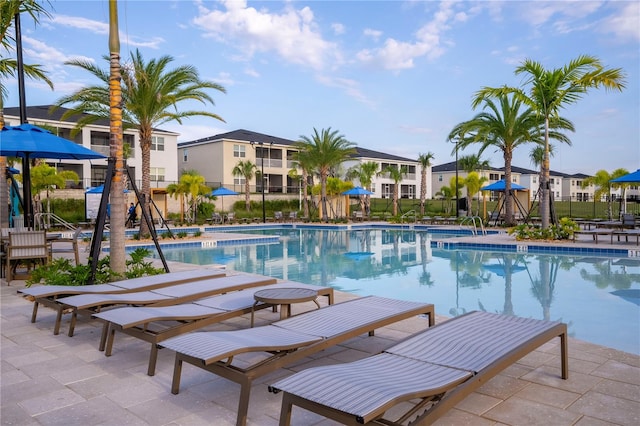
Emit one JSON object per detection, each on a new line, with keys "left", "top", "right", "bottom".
{"left": 154, "top": 228, "right": 640, "bottom": 354}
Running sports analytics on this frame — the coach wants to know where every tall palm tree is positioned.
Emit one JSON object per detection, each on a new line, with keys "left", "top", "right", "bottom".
{"left": 417, "top": 152, "right": 434, "bottom": 215}
{"left": 107, "top": 0, "right": 125, "bottom": 274}
{"left": 379, "top": 165, "right": 407, "bottom": 216}
{"left": 232, "top": 160, "right": 258, "bottom": 212}
{"left": 449, "top": 94, "right": 573, "bottom": 226}
{"left": 474, "top": 55, "right": 626, "bottom": 229}
{"left": 55, "top": 49, "right": 226, "bottom": 236}
{"left": 296, "top": 128, "right": 356, "bottom": 222}
{"left": 345, "top": 161, "right": 378, "bottom": 214}
{"left": 1, "top": 0, "right": 53, "bottom": 228}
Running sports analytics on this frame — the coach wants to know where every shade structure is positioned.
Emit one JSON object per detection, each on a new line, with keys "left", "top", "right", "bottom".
{"left": 610, "top": 169, "right": 640, "bottom": 183}
{"left": 211, "top": 187, "right": 239, "bottom": 197}
{"left": 1, "top": 123, "right": 106, "bottom": 227}
{"left": 481, "top": 179, "right": 527, "bottom": 191}
{"left": 342, "top": 186, "right": 373, "bottom": 196}
{"left": 210, "top": 186, "right": 238, "bottom": 212}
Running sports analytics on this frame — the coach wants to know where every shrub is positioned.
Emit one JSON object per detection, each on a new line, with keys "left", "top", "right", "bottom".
{"left": 508, "top": 218, "right": 579, "bottom": 241}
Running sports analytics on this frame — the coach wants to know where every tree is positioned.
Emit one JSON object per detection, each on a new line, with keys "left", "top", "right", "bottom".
{"left": 166, "top": 170, "right": 210, "bottom": 223}
{"left": 290, "top": 148, "right": 316, "bottom": 219}
{"left": 107, "top": 0, "right": 125, "bottom": 274}
{"left": 232, "top": 160, "right": 258, "bottom": 211}
{"left": 30, "top": 163, "right": 79, "bottom": 222}
{"left": 474, "top": 55, "right": 626, "bottom": 229}
{"left": 379, "top": 165, "right": 407, "bottom": 216}
{"left": 449, "top": 93, "right": 573, "bottom": 226}
{"left": 1, "top": 0, "right": 53, "bottom": 228}
{"left": 417, "top": 152, "right": 435, "bottom": 215}
{"left": 345, "top": 161, "right": 378, "bottom": 214}
{"left": 458, "top": 154, "right": 489, "bottom": 216}
{"left": 463, "top": 172, "right": 487, "bottom": 216}
{"left": 296, "top": 128, "right": 356, "bottom": 222}
{"left": 55, "top": 48, "right": 226, "bottom": 236}
{"left": 581, "top": 169, "right": 629, "bottom": 220}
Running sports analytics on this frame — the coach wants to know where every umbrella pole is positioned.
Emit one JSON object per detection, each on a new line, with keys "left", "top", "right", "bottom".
{"left": 22, "top": 154, "right": 33, "bottom": 228}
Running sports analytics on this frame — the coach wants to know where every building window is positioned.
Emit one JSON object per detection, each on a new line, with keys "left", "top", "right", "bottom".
{"left": 183, "top": 149, "right": 188, "bottom": 162}
{"left": 150, "top": 167, "right": 165, "bottom": 181}
{"left": 489, "top": 173, "right": 499, "bottom": 180}
{"left": 438, "top": 175, "right": 443, "bottom": 182}
{"left": 234, "top": 177, "right": 245, "bottom": 185}
{"left": 532, "top": 177, "right": 537, "bottom": 183}
{"left": 233, "top": 144, "right": 246, "bottom": 158}
{"left": 151, "top": 136, "right": 165, "bottom": 151}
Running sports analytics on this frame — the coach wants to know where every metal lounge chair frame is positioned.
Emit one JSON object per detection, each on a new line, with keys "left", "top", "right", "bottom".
{"left": 160, "top": 296, "right": 435, "bottom": 426}
{"left": 271, "top": 310, "right": 568, "bottom": 425}
{"left": 93, "top": 281, "right": 334, "bottom": 376}
{"left": 18, "top": 268, "right": 226, "bottom": 335}
{"left": 60, "top": 273, "right": 277, "bottom": 337}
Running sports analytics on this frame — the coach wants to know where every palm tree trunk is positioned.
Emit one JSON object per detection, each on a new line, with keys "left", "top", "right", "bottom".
{"left": 504, "top": 150, "right": 514, "bottom": 226}
{"left": 139, "top": 129, "right": 152, "bottom": 236}
{"left": 420, "top": 169, "right": 426, "bottom": 215}
{"left": 244, "top": 179, "right": 250, "bottom": 211}
{"left": 540, "top": 117, "right": 551, "bottom": 229}
{"left": 321, "top": 172, "right": 328, "bottom": 222}
{"left": 302, "top": 170, "right": 309, "bottom": 218}
{"left": 108, "top": 0, "right": 125, "bottom": 274}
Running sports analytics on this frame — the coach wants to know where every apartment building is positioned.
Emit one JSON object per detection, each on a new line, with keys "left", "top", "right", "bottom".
{"left": 3, "top": 105, "right": 179, "bottom": 189}
{"left": 177, "top": 129, "right": 423, "bottom": 199}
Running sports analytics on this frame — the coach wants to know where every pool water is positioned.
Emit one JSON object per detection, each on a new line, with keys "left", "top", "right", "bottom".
{"left": 155, "top": 228, "right": 640, "bottom": 354}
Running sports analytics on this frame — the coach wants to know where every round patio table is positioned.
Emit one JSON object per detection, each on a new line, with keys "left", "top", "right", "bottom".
{"left": 250, "top": 287, "right": 319, "bottom": 327}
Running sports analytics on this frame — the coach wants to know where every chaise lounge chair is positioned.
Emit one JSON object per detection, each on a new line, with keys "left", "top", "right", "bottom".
{"left": 160, "top": 296, "right": 435, "bottom": 426}
{"left": 18, "top": 268, "right": 226, "bottom": 335}
{"left": 93, "top": 281, "right": 335, "bottom": 376}
{"left": 270, "top": 310, "right": 568, "bottom": 425}
{"left": 56, "top": 273, "right": 277, "bottom": 337}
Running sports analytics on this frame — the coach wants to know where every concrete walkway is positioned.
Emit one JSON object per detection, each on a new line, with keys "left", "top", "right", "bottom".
{"left": 1, "top": 232, "right": 639, "bottom": 425}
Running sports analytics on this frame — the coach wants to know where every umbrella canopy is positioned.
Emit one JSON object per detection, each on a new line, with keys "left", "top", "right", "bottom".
{"left": 1, "top": 123, "right": 106, "bottom": 227}
{"left": 210, "top": 186, "right": 238, "bottom": 212}
{"left": 610, "top": 169, "right": 640, "bottom": 183}
{"left": 342, "top": 186, "right": 374, "bottom": 196}
{"left": 481, "top": 179, "right": 527, "bottom": 191}
{"left": 211, "top": 187, "right": 239, "bottom": 196}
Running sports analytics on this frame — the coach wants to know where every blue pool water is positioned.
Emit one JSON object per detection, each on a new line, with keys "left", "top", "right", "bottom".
{"left": 155, "top": 228, "right": 640, "bottom": 354}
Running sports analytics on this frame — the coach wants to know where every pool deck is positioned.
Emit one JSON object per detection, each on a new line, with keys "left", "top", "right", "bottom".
{"left": 2, "top": 228, "right": 639, "bottom": 425}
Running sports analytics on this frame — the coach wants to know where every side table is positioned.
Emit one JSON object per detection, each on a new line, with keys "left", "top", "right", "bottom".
{"left": 251, "top": 287, "right": 320, "bottom": 327}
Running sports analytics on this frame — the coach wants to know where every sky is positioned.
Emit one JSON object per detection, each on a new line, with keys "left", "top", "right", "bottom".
{"left": 4, "top": 0, "right": 640, "bottom": 176}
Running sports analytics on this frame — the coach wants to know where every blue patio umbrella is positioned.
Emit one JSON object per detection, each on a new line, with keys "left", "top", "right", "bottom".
{"left": 342, "top": 186, "right": 374, "bottom": 196}
{"left": 481, "top": 179, "right": 527, "bottom": 191}
{"left": 210, "top": 187, "right": 238, "bottom": 212}
{"left": 610, "top": 169, "right": 640, "bottom": 183}
{"left": 1, "top": 123, "right": 106, "bottom": 227}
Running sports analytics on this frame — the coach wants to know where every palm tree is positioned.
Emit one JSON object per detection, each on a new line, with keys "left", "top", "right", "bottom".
{"left": 55, "top": 49, "right": 226, "bottom": 236}
{"left": 379, "top": 165, "right": 407, "bottom": 216}
{"left": 290, "top": 149, "right": 316, "bottom": 218}
{"left": 30, "top": 163, "right": 79, "bottom": 223}
{"left": 166, "top": 170, "right": 209, "bottom": 223}
{"left": 458, "top": 154, "right": 489, "bottom": 216}
{"left": 581, "top": 169, "right": 629, "bottom": 220}
{"left": 474, "top": 55, "right": 626, "bottom": 229}
{"left": 1, "top": 0, "right": 53, "bottom": 228}
{"left": 449, "top": 93, "right": 573, "bottom": 226}
{"left": 345, "top": 161, "right": 378, "bottom": 214}
{"left": 417, "top": 152, "right": 435, "bottom": 215}
{"left": 232, "top": 160, "right": 258, "bottom": 212}
{"left": 107, "top": 0, "right": 125, "bottom": 274}
{"left": 463, "top": 172, "right": 487, "bottom": 216}
{"left": 296, "top": 128, "right": 356, "bottom": 222}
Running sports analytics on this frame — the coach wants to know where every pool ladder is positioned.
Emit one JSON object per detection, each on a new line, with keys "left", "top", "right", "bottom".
{"left": 401, "top": 210, "right": 417, "bottom": 224}
{"left": 459, "top": 216, "right": 486, "bottom": 236}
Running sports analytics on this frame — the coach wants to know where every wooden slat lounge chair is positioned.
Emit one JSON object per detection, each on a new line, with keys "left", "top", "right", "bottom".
{"left": 18, "top": 268, "right": 226, "bottom": 335}
{"left": 271, "top": 311, "right": 568, "bottom": 426}
{"left": 5, "top": 231, "right": 49, "bottom": 283}
{"left": 93, "top": 281, "right": 334, "bottom": 376}
{"left": 57, "top": 273, "right": 277, "bottom": 337}
{"left": 160, "top": 296, "right": 434, "bottom": 426}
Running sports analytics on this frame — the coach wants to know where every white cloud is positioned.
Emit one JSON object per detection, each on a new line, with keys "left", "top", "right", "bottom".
{"left": 22, "top": 36, "right": 94, "bottom": 70}
{"left": 192, "top": 0, "right": 339, "bottom": 70}
{"left": 244, "top": 68, "right": 260, "bottom": 78}
{"left": 315, "top": 75, "right": 375, "bottom": 108}
{"left": 355, "top": 1, "right": 458, "bottom": 71}
{"left": 332, "top": 23, "right": 345, "bottom": 35}
{"left": 363, "top": 28, "right": 383, "bottom": 40}
{"left": 598, "top": 1, "right": 640, "bottom": 42}
{"left": 51, "top": 14, "right": 164, "bottom": 49}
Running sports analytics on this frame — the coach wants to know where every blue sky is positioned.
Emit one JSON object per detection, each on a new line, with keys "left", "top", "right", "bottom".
{"left": 4, "top": 0, "right": 639, "bottom": 175}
